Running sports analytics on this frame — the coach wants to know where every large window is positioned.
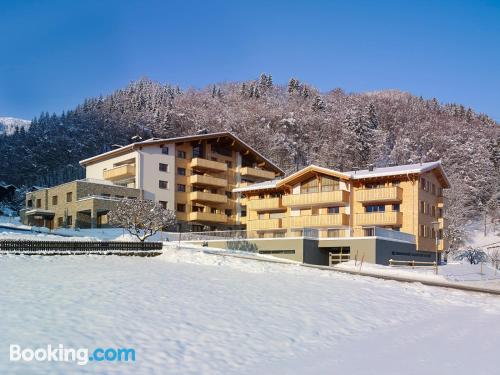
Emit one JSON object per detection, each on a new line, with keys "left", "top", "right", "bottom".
{"left": 66, "top": 192, "right": 72, "bottom": 202}
{"left": 321, "top": 176, "right": 340, "bottom": 192}
{"left": 177, "top": 184, "right": 186, "bottom": 192}
{"left": 365, "top": 205, "right": 385, "bottom": 213}
{"left": 177, "top": 167, "right": 186, "bottom": 176}
{"left": 176, "top": 204, "right": 186, "bottom": 212}
{"left": 159, "top": 181, "right": 169, "bottom": 189}
{"left": 300, "top": 177, "right": 318, "bottom": 194}
{"left": 177, "top": 150, "right": 186, "bottom": 159}
{"left": 159, "top": 163, "right": 169, "bottom": 172}
{"left": 161, "top": 146, "right": 169, "bottom": 155}
{"left": 52, "top": 196, "right": 58, "bottom": 205}
{"left": 327, "top": 206, "right": 339, "bottom": 214}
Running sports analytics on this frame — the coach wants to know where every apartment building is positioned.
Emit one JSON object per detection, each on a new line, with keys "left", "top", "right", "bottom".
{"left": 22, "top": 179, "right": 140, "bottom": 229}
{"left": 234, "top": 161, "right": 449, "bottom": 254}
{"left": 23, "top": 132, "right": 283, "bottom": 230}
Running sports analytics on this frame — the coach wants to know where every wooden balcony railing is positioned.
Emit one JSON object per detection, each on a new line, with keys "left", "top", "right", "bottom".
{"left": 283, "top": 213, "right": 349, "bottom": 228}
{"left": 247, "top": 218, "right": 283, "bottom": 231}
{"left": 240, "top": 167, "right": 275, "bottom": 180}
{"left": 188, "top": 211, "right": 227, "bottom": 223}
{"left": 247, "top": 197, "right": 283, "bottom": 211}
{"left": 189, "top": 191, "right": 228, "bottom": 204}
{"left": 282, "top": 190, "right": 349, "bottom": 207}
{"left": 190, "top": 158, "right": 227, "bottom": 172}
{"left": 189, "top": 174, "right": 227, "bottom": 188}
{"left": 103, "top": 164, "right": 135, "bottom": 181}
{"left": 355, "top": 211, "right": 403, "bottom": 226}
{"left": 356, "top": 186, "right": 402, "bottom": 203}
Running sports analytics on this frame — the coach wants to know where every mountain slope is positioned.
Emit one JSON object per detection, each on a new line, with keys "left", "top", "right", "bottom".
{"left": 0, "top": 117, "right": 31, "bottom": 135}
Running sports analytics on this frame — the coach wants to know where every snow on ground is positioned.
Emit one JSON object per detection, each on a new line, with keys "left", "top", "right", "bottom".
{"left": 1, "top": 244, "right": 499, "bottom": 375}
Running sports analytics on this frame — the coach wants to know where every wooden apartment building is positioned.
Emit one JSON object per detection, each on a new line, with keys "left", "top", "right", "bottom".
{"left": 234, "top": 162, "right": 449, "bottom": 253}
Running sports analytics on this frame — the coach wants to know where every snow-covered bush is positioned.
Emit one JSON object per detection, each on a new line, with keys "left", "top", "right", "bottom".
{"left": 454, "top": 247, "right": 488, "bottom": 265}
{"left": 108, "top": 199, "right": 176, "bottom": 242}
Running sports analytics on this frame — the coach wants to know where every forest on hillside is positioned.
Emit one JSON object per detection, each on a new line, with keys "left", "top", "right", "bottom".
{"left": 0, "top": 75, "right": 498, "bottom": 249}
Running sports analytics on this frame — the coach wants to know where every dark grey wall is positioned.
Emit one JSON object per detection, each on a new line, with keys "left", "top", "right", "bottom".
{"left": 302, "top": 239, "right": 329, "bottom": 265}
{"left": 375, "top": 239, "right": 440, "bottom": 265}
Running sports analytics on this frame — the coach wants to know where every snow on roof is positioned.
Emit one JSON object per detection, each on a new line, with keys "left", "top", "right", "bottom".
{"left": 79, "top": 131, "right": 284, "bottom": 174}
{"left": 232, "top": 161, "right": 450, "bottom": 193}
{"left": 232, "top": 179, "right": 281, "bottom": 193}
{"left": 346, "top": 161, "right": 449, "bottom": 186}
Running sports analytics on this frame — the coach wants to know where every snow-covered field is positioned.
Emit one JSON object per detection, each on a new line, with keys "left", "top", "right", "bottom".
{"left": 1, "top": 244, "right": 499, "bottom": 375}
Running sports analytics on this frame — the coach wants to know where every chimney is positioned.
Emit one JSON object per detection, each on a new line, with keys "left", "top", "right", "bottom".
{"left": 368, "top": 164, "right": 375, "bottom": 172}
{"left": 351, "top": 167, "right": 359, "bottom": 174}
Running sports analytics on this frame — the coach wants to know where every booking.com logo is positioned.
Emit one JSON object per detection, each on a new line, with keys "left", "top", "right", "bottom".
{"left": 9, "top": 344, "right": 135, "bottom": 366}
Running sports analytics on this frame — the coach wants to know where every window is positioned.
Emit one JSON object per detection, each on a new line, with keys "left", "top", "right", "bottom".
{"left": 225, "top": 209, "right": 232, "bottom": 217}
{"left": 426, "top": 203, "right": 430, "bottom": 215}
{"left": 431, "top": 228, "right": 436, "bottom": 239}
{"left": 159, "top": 180, "right": 169, "bottom": 189}
{"left": 159, "top": 201, "right": 167, "bottom": 209}
{"left": 176, "top": 167, "right": 185, "bottom": 176}
{"left": 225, "top": 191, "right": 232, "bottom": 198}
{"left": 67, "top": 216, "right": 73, "bottom": 226}
{"left": 431, "top": 183, "right": 436, "bottom": 195}
{"left": 225, "top": 161, "right": 232, "bottom": 168}
{"left": 210, "top": 208, "right": 217, "bottom": 214}
{"left": 241, "top": 208, "right": 247, "bottom": 217}
{"left": 177, "top": 184, "right": 186, "bottom": 192}
{"left": 52, "top": 196, "right": 58, "bottom": 205}
{"left": 363, "top": 228, "right": 375, "bottom": 236}
{"left": 366, "top": 182, "right": 384, "bottom": 189}
{"left": 159, "top": 163, "right": 169, "bottom": 172}
{"left": 365, "top": 205, "right": 385, "bottom": 213}
{"left": 36, "top": 198, "right": 42, "bottom": 208}
{"left": 327, "top": 206, "right": 339, "bottom": 214}
{"left": 127, "top": 196, "right": 136, "bottom": 200}
{"left": 176, "top": 204, "right": 186, "bottom": 212}
{"left": 420, "top": 225, "right": 425, "bottom": 237}
{"left": 420, "top": 201, "right": 425, "bottom": 214}
{"left": 392, "top": 204, "right": 400, "bottom": 212}
{"left": 102, "top": 193, "right": 110, "bottom": 197}
{"left": 192, "top": 144, "right": 203, "bottom": 158}
{"left": 431, "top": 206, "right": 436, "bottom": 217}
{"left": 161, "top": 146, "right": 169, "bottom": 155}
{"left": 421, "top": 178, "right": 427, "bottom": 191}
{"left": 192, "top": 205, "right": 203, "bottom": 212}
{"left": 300, "top": 177, "right": 319, "bottom": 194}
{"left": 115, "top": 195, "right": 124, "bottom": 199}
{"left": 327, "top": 229, "right": 341, "bottom": 238}
{"left": 66, "top": 192, "right": 72, "bottom": 202}
{"left": 321, "top": 176, "right": 340, "bottom": 192}
{"left": 438, "top": 208, "right": 443, "bottom": 218}
{"left": 177, "top": 150, "right": 186, "bottom": 159}
{"left": 57, "top": 217, "right": 63, "bottom": 226}
{"left": 392, "top": 180, "right": 400, "bottom": 187}
{"left": 27, "top": 199, "right": 33, "bottom": 207}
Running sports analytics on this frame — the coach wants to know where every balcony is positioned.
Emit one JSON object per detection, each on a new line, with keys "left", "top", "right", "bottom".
{"left": 247, "top": 197, "right": 283, "bottom": 211}
{"left": 356, "top": 186, "right": 402, "bottom": 203}
{"left": 355, "top": 211, "right": 403, "bottom": 226}
{"left": 247, "top": 218, "right": 283, "bottom": 231}
{"left": 283, "top": 213, "right": 349, "bottom": 228}
{"left": 282, "top": 190, "right": 349, "bottom": 207}
{"left": 190, "top": 158, "right": 227, "bottom": 172}
{"left": 189, "top": 174, "right": 227, "bottom": 188}
{"left": 189, "top": 191, "right": 228, "bottom": 204}
{"left": 437, "top": 196, "right": 445, "bottom": 207}
{"left": 188, "top": 211, "right": 227, "bottom": 223}
{"left": 103, "top": 164, "right": 135, "bottom": 181}
{"left": 240, "top": 167, "right": 275, "bottom": 181}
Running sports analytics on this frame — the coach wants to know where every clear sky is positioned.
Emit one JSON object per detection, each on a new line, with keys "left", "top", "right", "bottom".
{"left": 1, "top": 0, "right": 499, "bottom": 121}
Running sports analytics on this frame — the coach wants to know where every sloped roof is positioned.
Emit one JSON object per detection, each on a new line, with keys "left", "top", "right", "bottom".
{"left": 232, "top": 161, "right": 450, "bottom": 192}
{"left": 346, "top": 161, "right": 450, "bottom": 187}
{"left": 79, "top": 132, "right": 284, "bottom": 175}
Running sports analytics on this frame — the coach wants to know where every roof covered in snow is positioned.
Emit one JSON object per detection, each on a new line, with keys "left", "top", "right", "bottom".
{"left": 79, "top": 132, "right": 284, "bottom": 175}
{"left": 232, "top": 161, "right": 450, "bottom": 192}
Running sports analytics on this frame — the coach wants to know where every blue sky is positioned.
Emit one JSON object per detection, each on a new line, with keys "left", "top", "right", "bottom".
{"left": 1, "top": 0, "right": 499, "bottom": 121}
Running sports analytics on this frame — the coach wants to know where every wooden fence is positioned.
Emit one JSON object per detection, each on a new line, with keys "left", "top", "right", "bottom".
{"left": 0, "top": 240, "right": 163, "bottom": 256}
